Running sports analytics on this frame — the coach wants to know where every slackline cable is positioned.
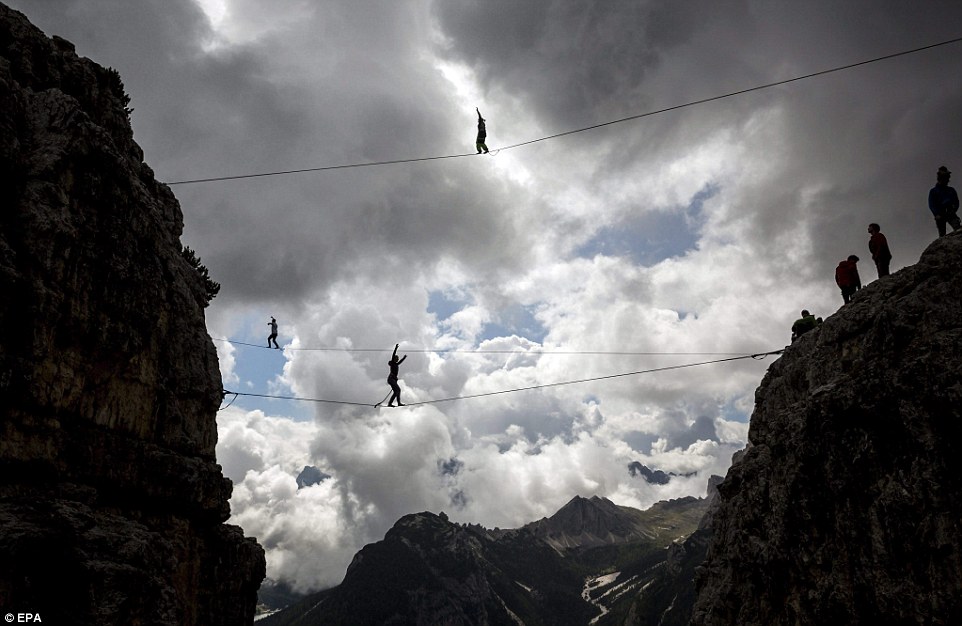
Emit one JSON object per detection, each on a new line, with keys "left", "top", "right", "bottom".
{"left": 210, "top": 337, "right": 764, "bottom": 357}
{"left": 167, "top": 36, "right": 962, "bottom": 186}
{"left": 221, "top": 349, "right": 783, "bottom": 409}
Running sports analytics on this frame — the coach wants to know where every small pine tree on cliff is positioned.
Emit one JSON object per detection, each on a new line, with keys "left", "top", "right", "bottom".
{"left": 181, "top": 246, "right": 220, "bottom": 306}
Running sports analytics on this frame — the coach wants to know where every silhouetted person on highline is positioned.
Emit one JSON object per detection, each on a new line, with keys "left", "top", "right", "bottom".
{"left": 867, "top": 223, "right": 892, "bottom": 278}
{"left": 835, "top": 255, "right": 861, "bottom": 304}
{"left": 476, "top": 108, "right": 489, "bottom": 154}
{"left": 268, "top": 317, "right": 280, "bottom": 349}
{"left": 387, "top": 343, "right": 407, "bottom": 406}
{"left": 929, "top": 165, "right": 960, "bottom": 237}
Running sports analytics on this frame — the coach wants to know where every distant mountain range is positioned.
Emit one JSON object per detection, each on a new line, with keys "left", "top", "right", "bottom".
{"left": 259, "top": 484, "right": 717, "bottom": 625}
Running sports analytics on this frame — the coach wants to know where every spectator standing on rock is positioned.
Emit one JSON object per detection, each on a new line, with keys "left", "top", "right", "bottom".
{"left": 835, "top": 255, "right": 861, "bottom": 304}
{"left": 929, "top": 165, "right": 961, "bottom": 237}
{"left": 867, "top": 223, "right": 892, "bottom": 278}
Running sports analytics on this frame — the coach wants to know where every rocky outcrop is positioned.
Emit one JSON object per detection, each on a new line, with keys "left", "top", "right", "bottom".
{"left": 0, "top": 3, "right": 264, "bottom": 624}
{"left": 692, "top": 233, "right": 962, "bottom": 625}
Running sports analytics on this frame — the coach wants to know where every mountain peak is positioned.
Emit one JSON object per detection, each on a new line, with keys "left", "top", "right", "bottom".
{"left": 524, "top": 495, "right": 656, "bottom": 550}
{"left": 562, "top": 494, "right": 616, "bottom": 508}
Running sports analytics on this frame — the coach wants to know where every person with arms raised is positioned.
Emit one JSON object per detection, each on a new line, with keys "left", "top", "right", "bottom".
{"left": 387, "top": 343, "right": 407, "bottom": 407}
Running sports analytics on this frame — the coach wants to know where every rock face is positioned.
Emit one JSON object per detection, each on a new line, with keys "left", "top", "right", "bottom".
{"left": 0, "top": 4, "right": 265, "bottom": 624}
{"left": 692, "top": 233, "right": 962, "bottom": 625}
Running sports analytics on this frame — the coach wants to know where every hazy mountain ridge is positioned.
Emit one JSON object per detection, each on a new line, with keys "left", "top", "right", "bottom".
{"left": 627, "top": 462, "right": 695, "bottom": 485}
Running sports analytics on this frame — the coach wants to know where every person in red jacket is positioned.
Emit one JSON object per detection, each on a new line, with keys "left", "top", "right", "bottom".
{"left": 835, "top": 255, "right": 861, "bottom": 304}
{"left": 867, "top": 223, "right": 892, "bottom": 278}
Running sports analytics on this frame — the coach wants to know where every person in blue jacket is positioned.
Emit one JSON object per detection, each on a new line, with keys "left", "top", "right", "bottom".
{"left": 928, "top": 165, "right": 960, "bottom": 237}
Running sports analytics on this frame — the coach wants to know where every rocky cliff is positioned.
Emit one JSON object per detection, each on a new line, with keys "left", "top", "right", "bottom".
{"left": 0, "top": 3, "right": 265, "bottom": 624}
{"left": 692, "top": 233, "right": 962, "bottom": 625}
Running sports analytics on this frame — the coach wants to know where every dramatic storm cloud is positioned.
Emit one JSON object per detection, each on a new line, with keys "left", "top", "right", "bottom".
{"left": 12, "top": 0, "right": 961, "bottom": 591}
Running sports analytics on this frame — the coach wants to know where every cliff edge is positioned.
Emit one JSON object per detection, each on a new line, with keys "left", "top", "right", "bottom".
{"left": 692, "top": 232, "right": 962, "bottom": 625}
{"left": 0, "top": 4, "right": 265, "bottom": 624}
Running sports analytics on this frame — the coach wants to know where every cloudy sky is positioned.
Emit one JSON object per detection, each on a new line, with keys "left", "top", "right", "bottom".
{"left": 12, "top": 0, "right": 962, "bottom": 592}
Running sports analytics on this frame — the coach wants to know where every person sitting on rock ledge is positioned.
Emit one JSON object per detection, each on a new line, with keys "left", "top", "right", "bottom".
{"left": 791, "top": 310, "right": 819, "bottom": 342}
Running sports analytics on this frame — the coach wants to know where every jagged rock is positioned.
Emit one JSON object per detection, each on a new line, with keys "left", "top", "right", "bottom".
{"left": 695, "top": 472, "right": 726, "bottom": 533}
{"left": 0, "top": 3, "right": 265, "bottom": 624}
{"left": 692, "top": 233, "right": 962, "bottom": 625}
